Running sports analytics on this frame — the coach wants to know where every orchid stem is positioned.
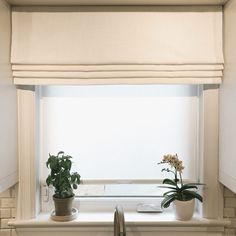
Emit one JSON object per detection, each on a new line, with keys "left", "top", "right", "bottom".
{"left": 179, "top": 172, "right": 183, "bottom": 187}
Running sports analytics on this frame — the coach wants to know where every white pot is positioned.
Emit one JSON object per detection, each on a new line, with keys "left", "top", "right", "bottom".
{"left": 173, "top": 199, "right": 195, "bottom": 221}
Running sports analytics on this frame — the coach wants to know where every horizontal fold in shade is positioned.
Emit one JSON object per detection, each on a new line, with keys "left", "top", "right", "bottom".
{"left": 12, "top": 64, "right": 223, "bottom": 85}
{"left": 13, "top": 77, "right": 222, "bottom": 85}
{"left": 11, "top": 6, "right": 223, "bottom": 85}
{"left": 12, "top": 69, "right": 223, "bottom": 78}
{"left": 12, "top": 64, "right": 224, "bottom": 72}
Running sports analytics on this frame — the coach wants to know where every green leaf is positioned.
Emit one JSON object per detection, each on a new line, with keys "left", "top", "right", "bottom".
{"left": 65, "top": 159, "right": 72, "bottom": 170}
{"left": 158, "top": 186, "right": 178, "bottom": 190}
{"left": 180, "top": 185, "right": 198, "bottom": 191}
{"left": 65, "top": 155, "right": 72, "bottom": 159}
{"left": 46, "top": 176, "right": 52, "bottom": 186}
{"left": 58, "top": 151, "right": 64, "bottom": 156}
{"left": 76, "top": 177, "right": 81, "bottom": 184}
{"left": 161, "top": 194, "right": 176, "bottom": 208}
{"left": 182, "top": 190, "right": 203, "bottom": 202}
{"left": 162, "top": 178, "right": 178, "bottom": 186}
{"left": 71, "top": 175, "right": 76, "bottom": 182}
{"left": 75, "top": 173, "right": 81, "bottom": 183}
{"left": 163, "top": 190, "right": 177, "bottom": 196}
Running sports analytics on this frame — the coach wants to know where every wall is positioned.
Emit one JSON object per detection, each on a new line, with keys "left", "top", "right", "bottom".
{"left": 219, "top": 0, "right": 236, "bottom": 192}
{"left": 0, "top": 186, "right": 16, "bottom": 236}
{"left": 220, "top": 0, "right": 236, "bottom": 233}
{"left": 0, "top": 0, "right": 18, "bottom": 192}
{"left": 0, "top": 0, "right": 18, "bottom": 233}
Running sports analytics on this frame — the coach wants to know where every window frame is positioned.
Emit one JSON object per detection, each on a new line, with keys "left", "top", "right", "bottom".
{"left": 38, "top": 84, "right": 200, "bottom": 199}
{"left": 16, "top": 84, "right": 223, "bottom": 220}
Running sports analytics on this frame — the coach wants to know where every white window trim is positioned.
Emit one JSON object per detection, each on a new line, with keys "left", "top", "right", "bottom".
{"left": 198, "top": 85, "right": 224, "bottom": 219}
{"left": 17, "top": 87, "right": 37, "bottom": 219}
{"left": 16, "top": 84, "right": 223, "bottom": 220}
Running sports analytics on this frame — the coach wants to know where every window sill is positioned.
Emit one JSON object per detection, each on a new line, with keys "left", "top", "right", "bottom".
{"left": 9, "top": 211, "right": 230, "bottom": 231}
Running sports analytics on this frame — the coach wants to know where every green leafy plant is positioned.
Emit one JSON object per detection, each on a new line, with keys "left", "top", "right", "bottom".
{"left": 46, "top": 151, "right": 81, "bottom": 199}
{"left": 158, "top": 154, "right": 203, "bottom": 208}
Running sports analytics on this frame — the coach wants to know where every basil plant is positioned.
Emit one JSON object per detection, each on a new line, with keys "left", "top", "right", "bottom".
{"left": 46, "top": 151, "right": 81, "bottom": 199}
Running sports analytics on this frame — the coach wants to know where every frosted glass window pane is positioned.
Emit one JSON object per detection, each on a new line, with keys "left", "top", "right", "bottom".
{"left": 40, "top": 85, "right": 199, "bottom": 182}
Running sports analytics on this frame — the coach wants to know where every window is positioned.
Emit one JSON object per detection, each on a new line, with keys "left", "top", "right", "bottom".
{"left": 39, "top": 85, "right": 200, "bottom": 200}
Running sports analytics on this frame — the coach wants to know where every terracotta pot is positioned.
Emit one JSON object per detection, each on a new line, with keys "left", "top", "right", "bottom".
{"left": 173, "top": 199, "right": 195, "bottom": 221}
{"left": 53, "top": 195, "right": 74, "bottom": 216}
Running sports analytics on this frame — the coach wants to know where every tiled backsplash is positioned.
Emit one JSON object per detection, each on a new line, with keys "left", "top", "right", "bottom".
{"left": 0, "top": 186, "right": 16, "bottom": 236}
{"left": 1, "top": 185, "right": 236, "bottom": 236}
{"left": 224, "top": 187, "right": 236, "bottom": 236}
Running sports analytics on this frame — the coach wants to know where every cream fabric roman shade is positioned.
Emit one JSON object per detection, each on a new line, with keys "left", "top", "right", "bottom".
{"left": 11, "top": 6, "right": 223, "bottom": 85}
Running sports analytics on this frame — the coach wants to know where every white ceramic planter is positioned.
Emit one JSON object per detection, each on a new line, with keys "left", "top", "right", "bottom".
{"left": 173, "top": 199, "right": 195, "bottom": 221}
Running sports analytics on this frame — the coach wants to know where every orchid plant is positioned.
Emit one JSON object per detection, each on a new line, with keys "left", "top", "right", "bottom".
{"left": 158, "top": 154, "right": 203, "bottom": 208}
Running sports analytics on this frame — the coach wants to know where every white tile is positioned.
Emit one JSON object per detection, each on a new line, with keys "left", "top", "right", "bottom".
{"left": 0, "top": 219, "right": 12, "bottom": 229}
{"left": 0, "top": 199, "right": 15, "bottom": 208}
{"left": 0, "top": 229, "right": 11, "bottom": 236}
{"left": 11, "top": 229, "right": 18, "bottom": 236}
{"left": 11, "top": 208, "right": 16, "bottom": 218}
{"left": 229, "top": 218, "right": 236, "bottom": 228}
{"left": 0, "top": 209, "right": 11, "bottom": 218}
{"left": 224, "top": 228, "right": 235, "bottom": 236}
{"left": 224, "top": 187, "right": 236, "bottom": 197}
{"left": 0, "top": 190, "right": 11, "bottom": 198}
{"left": 225, "top": 198, "right": 236, "bottom": 208}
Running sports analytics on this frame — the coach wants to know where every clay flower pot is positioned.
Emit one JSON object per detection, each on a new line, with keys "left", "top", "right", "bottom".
{"left": 53, "top": 195, "right": 74, "bottom": 216}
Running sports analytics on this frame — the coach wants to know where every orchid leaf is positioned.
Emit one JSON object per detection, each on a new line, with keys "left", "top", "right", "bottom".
{"left": 163, "top": 190, "right": 177, "bottom": 196}
{"left": 162, "top": 178, "right": 177, "bottom": 186}
{"left": 182, "top": 190, "right": 203, "bottom": 202}
{"left": 180, "top": 185, "right": 198, "bottom": 191}
{"left": 161, "top": 194, "right": 176, "bottom": 208}
{"left": 158, "top": 186, "right": 177, "bottom": 190}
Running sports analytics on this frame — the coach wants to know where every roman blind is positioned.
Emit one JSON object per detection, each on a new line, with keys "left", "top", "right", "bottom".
{"left": 11, "top": 6, "right": 223, "bottom": 85}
